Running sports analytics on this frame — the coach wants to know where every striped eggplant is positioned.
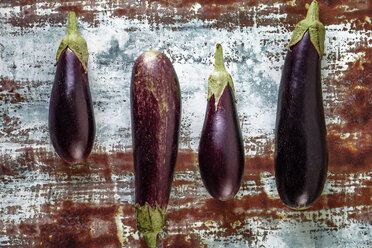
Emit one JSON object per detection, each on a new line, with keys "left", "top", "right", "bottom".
{"left": 275, "top": 0, "right": 328, "bottom": 210}
{"left": 49, "top": 12, "right": 95, "bottom": 164}
{"left": 131, "top": 51, "right": 181, "bottom": 247}
{"left": 198, "top": 44, "right": 244, "bottom": 201}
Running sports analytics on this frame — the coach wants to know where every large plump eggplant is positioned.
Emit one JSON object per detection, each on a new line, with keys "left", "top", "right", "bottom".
{"left": 198, "top": 44, "right": 244, "bottom": 201}
{"left": 131, "top": 51, "right": 181, "bottom": 247}
{"left": 275, "top": 1, "right": 327, "bottom": 210}
{"left": 49, "top": 12, "right": 95, "bottom": 164}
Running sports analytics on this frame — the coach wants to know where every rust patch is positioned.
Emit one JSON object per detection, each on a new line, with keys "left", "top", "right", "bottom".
{"left": 0, "top": 78, "right": 26, "bottom": 103}
{"left": 327, "top": 129, "right": 371, "bottom": 172}
{"left": 340, "top": 47, "right": 372, "bottom": 128}
{"left": 0, "top": 113, "right": 21, "bottom": 137}
{"left": 164, "top": 233, "right": 204, "bottom": 247}
{"left": 282, "top": 0, "right": 371, "bottom": 28}
{"left": 175, "top": 149, "right": 197, "bottom": 171}
{"left": 19, "top": 222, "right": 37, "bottom": 235}
{"left": 89, "top": 152, "right": 112, "bottom": 182}
{"left": 110, "top": 151, "right": 134, "bottom": 174}
{"left": 56, "top": 5, "right": 96, "bottom": 25}
{"left": 0, "top": 78, "right": 19, "bottom": 92}
{"left": 2, "top": 149, "right": 371, "bottom": 246}
{"left": 327, "top": 46, "right": 372, "bottom": 172}
{"left": 38, "top": 201, "right": 121, "bottom": 248}
{"left": 3, "top": 0, "right": 371, "bottom": 29}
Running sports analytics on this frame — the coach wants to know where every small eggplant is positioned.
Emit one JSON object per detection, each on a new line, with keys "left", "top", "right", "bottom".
{"left": 131, "top": 51, "right": 181, "bottom": 247}
{"left": 198, "top": 44, "right": 244, "bottom": 201}
{"left": 275, "top": 1, "right": 328, "bottom": 210}
{"left": 49, "top": 12, "right": 95, "bottom": 164}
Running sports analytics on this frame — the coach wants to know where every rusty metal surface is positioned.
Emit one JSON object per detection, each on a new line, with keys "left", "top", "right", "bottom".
{"left": 0, "top": 0, "right": 371, "bottom": 247}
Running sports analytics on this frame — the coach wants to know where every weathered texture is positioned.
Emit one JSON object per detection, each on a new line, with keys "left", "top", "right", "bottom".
{"left": 0, "top": 0, "right": 371, "bottom": 247}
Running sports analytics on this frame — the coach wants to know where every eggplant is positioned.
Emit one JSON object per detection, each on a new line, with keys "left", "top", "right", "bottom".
{"left": 49, "top": 12, "right": 95, "bottom": 164}
{"left": 275, "top": 1, "right": 327, "bottom": 210}
{"left": 198, "top": 44, "right": 244, "bottom": 201}
{"left": 131, "top": 51, "right": 181, "bottom": 247}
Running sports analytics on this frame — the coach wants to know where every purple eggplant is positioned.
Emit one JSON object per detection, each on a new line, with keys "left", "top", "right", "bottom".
{"left": 275, "top": 1, "right": 327, "bottom": 210}
{"left": 131, "top": 51, "right": 181, "bottom": 247}
{"left": 49, "top": 12, "right": 95, "bottom": 164}
{"left": 198, "top": 44, "right": 244, "bottom": 201}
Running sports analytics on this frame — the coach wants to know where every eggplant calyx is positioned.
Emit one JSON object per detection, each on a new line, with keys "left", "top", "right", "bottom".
{"left": 208, "top": 44, "right": 236, "bottom": 111}
{"left": 287, "top": 0, "right": 325, "bottom": 58}
{"left": 135, "top": 202, "right": 165, "bottom": 248}
{"left": 55, "top": 11, "right": 89, "bottom": 72}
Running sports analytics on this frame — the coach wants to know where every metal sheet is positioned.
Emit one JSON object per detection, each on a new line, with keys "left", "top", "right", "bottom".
{"left": 0, "top": 1, "right": 371, "bottom": 247}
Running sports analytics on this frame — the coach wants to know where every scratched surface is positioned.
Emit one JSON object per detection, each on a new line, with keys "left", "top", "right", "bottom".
{"left": 0, "top": 0, "right": 371, "bottom": 247}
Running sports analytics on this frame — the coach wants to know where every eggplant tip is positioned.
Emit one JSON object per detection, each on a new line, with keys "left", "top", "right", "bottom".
{"left": 144, "top": 50, "right": 161, "bottom": 56}
{"left": 281, "top": 194, "right": 317, "bottom": 211}
{"left": 142, "top": 51, "right": 162, "bottom": 65}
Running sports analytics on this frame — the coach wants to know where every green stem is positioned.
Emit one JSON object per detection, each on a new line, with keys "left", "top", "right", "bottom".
{"left": 55, "top": 11, "right": 89, "bottom": 72}
{"left": 305, "top": 1, "right": 319, "bottom": 21}
{"left": 207, "top": 44, "right": 236, "bottom": 110}
{"left": 67, "top": 12, "right": 79, "bottom": 36}
{"left": 287, "top": 0, "right": 325, "bottom": 58}
{"left": 214, "top": 44, "right": 225, "bottom": 71}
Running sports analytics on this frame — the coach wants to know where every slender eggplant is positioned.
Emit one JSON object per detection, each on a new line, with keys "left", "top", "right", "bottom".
{"left": 49, "top": 12, "right": 95, "bottom": 164}
{"left": 198, "top": 44, "right": 244, "bottom": 201}
{"left": 131, "top": 51, "right": 181, "bottom": 247}
{"left": 275, "top": 1, "right": 327, "bottom": 210}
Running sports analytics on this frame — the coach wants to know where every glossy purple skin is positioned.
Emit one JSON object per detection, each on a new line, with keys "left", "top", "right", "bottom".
{"left": 199, "top": 86, "right": 244, "bottom": 201}
{"left": 131, "top": 52, "right": 181, "bottom": 209}
{"left": 49, "top": 48, "right": 95, "bottom": 164}
{"left": 275, "top": 31, "right": 328, "bottom": 209}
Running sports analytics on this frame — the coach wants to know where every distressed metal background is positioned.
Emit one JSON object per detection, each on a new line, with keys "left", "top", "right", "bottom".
{"left": 0, "top": 0, "right": 371, "bottom": 247}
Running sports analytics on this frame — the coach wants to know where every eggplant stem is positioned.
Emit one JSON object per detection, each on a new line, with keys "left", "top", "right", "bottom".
{"left": 207, "top": 44, "right": 237, "bottom": 110}
{"left": 286, "top": 0, "right": 325, "bottom": 58}
{"left": 305, "top": 1, "right": 319, "bottom": 21}
{"left": 214, "top": 44, "right": 226, "bottom": 71}
{"left": 67, "top": 12, "right": 79, "bottom": 35}
{"left": 55, "top": 11, "right": 89, "bottom": 72}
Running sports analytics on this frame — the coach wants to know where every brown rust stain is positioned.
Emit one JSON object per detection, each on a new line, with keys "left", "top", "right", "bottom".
{"left": 327, "top": 46, "right": 372, "bottom": 173}
{"left": 284, "top": 0, "right": 371, "bottom": 27}
{"left": 175, "top": 149, "right": 197, "bottom": 171}
{"left": 38, "top": 201, "right": 121, "bottom": 248}
{"left": 19, "top": 222, "right": 38, "bottom": 235}
{"left": 56, "top": 5, "right": 96, "bottom": 25}
{"left": 3, "top": 0, "right": 371, "bottom": 29}
{"left": 0, "top": 113, "right": 20, "bottom": 137}
{"left": 0, "top": 78, "right": 26, "bottom": 104}
{"left": 164, "top": 233, "right": 205, "bottom": 248}
{"left": 327, "top": 129, "right": 371, "bottom": 172}
{"left": 2, "top": 149, "right": 371, "bottom": 246}
{"left": 339, "top": 47, "right": 372, "bottom": 128}
{"left": 0, "top": 78, "right": 19, "bottom": 92}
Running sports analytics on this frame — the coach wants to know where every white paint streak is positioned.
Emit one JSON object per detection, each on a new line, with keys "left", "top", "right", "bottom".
{"left": 1, "top": 3, "right": 371, "bottom": 247}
